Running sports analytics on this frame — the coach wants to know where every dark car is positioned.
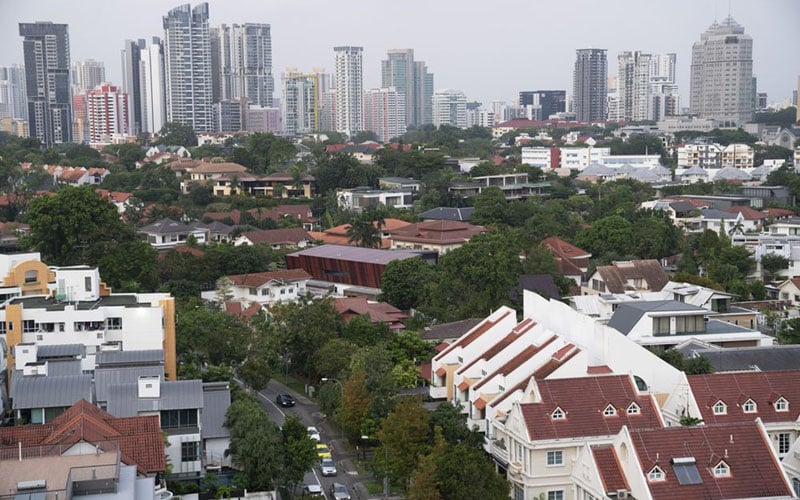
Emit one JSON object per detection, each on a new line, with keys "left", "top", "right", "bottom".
{"left": 276, "top": 393, "right": 296, "bottom": 407}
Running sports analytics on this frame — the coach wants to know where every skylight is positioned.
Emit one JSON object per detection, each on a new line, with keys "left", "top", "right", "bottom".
{"left": 671, "top": 457, "right": 703, "bottom": 485}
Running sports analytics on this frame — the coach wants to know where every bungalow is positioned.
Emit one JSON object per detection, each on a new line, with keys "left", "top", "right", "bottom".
{"left": 181, "top": 161, "right": 248, "bottom": 195}
{"left": 389, "top": 220, "right": 485, "bottom": 254}
{"left": 584, "top": 259, "right": 668, "bottom": 295}
{"left": 333, "top": 296, "right": 407, "bottom": 330}
{"left": 202, "top": 268, "right": 312, "bottom": 307}
{"left": 138, "top": 218, "right": 208, "bottom": 248}
{"left": 541, "top": 236, "right": 591, "bottom": 285}
{"left": 234, "top": 227, "right": 313, "bottom": 249}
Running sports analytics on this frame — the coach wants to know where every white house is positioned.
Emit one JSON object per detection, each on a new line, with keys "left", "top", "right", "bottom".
{"left": 336, "top": 187, "right": 414, "bottom": 214}
{"left": 202, "top": 269, "right": 312, "bottom": 307}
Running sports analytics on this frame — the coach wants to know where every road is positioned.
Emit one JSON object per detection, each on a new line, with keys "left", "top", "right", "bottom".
{"left": 254, "top": 378, "right": 369, "bottom": 500}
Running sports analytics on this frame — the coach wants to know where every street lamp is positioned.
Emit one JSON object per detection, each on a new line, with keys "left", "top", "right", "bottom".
{"left": 362, "top": 435, "right": 389, "bottom": 499}
{"left": 320, "top": 377, "right": 343, "bottom": 397}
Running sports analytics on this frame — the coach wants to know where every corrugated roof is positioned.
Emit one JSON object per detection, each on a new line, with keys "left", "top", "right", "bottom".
{"left": 608, "top": 301, "right": 704, "bottom": 335}
{"left": 36, "top": 344, "right": 83, "bottom": 358}
{"left": 106, "top": 379, "right": 204, "bottom": 417}
{"left": 96, "top": 350, "right": 164, "bottom": 366}
{"left": 287, "top": 244, "right": 424, "bottom": 265}
{"left": 688, "top": 345, "right": 800, "bottom": 372}
{"left": 418, "top": 207, "right": 475, "bottom": 222}
{"left": 202, "top": 382, "right": 231, "bottom": 439}
{"left": 95, "top": 365, "right": 165, "bottom": 404}
{"left": 11, "top": 374, "right": 93, "bottom": 409}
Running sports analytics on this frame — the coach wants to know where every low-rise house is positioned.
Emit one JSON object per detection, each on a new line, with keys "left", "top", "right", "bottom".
{"left": 334, "top": 296, "right": 407, "bottom": 330}
{"left": 418, "top": 207, "right": 474, "bottom": 222}
{"left": 138, "top": 218, "right": 208, "bottom": 248}
{"left": 541, "top": 236, "right": 591, "bottom": 285}
{"left": 389, "top": 220, "right": 485, "bottom": 254}
{"left": 44, "top": 165, "right": 109, "bottom": 185}
{"left": 202, "top": 269, "right": 312, "bottom": 307}
{"left": 606, "top": 300, "right": 772, "bottom": 348}
{"left": 778, "top": 277, "right": 800, "bottom": 305}
{"left": 204, "top": 204, "right": 317, "bottom": 230}
{"left": 252, "top": 172, "right": 316, "bottom": 198}
{"left": 584, "top": 259, "right": 668, "bottom": 295}
{"left": 234, "top": 227, "right": 313, "bottom": 249}
{"left": 95, "top": 188, "right": 134, "bottom": 214}
{"left": 0, "top": 399, "right": 168, "bottom": 499}
{"left": 677, "top": 343, "right": 800, "bottom": 373}
{"left": 336, "top": 187, "right": 414, "bottom": 213}
{"left": 181, "top": 160, "right": 248, "bottom": 195}
{"left": 379, "top": 177, "right": 422, "bottom": 192}
{"left": 698, "top": 208, "right": 748, "bottom": 235}
{"left": 741, "top": 185, "right": 794, "bottom": 209}
{"left": 145, "top": 144, "right": 190, "bottom": 158}
{"left": 640, "top": 199, "right": 703, "bottom": 231}
{"left": 307, "top": 218, "right": 411, "bottom": 249}
{"left": 195, "top": 220, "right": 235, "bottom": 243}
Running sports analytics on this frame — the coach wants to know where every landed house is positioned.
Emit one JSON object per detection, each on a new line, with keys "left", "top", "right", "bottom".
{"left": 202, "top": 269, "right": 312, "bottom": 307}
{"left": 418, "top": 207, "right": 475, "bottom": 222}
{"left": 333, "top": 296, "right": 407, "bottom": 330}
{"left": 252, "top": 172, "right": 316, "bottom": 198}
{"left": 307, "top": 218, "right": 411, "bottom": 249}
{"left": 145, "top": 144, "right": 190, "bottom": 158}
{"left": 379, "top": 177, "right": 422, "bottom": 192}
{"left": 606, "top": 300, "right": 772, "bottom": 349}
{"left": 204, "top": 204, "right": 317, "bottom": 231}
{"left": 336, "top": 187, "right": 414, "bottom": 214}
{"left": 0, "top": 399, "right": 168, "bottom": 499}
{"left": 180, "top": 161, "right": 249, "bottom": 196}
{"left": 44, "top": 165, "right": 109, "bottom": 186}
{"left": 95, "top": 188, "right": 134, "bottom": 214}
{"left": 540, "top": 236, "right": 591, "bottom": 285}
{"left": 388, "top": 220, "right": 485, "bottom": 255}
{"left": 584, "top": 259, "right": 668, "bottom": 295}
{"left": 138, "top": 218, "right": 208, "bottom": 248}
{"left": 195, "top": 220, "right": 235, "bottom": 243}
{"left": 778, "top": 278, "right": 800, "bottom": 306}
{"left": 449, "top": 173, "right": 551, "bottom": 201}
{"left": 677, "top": 343, "right": 800, "bottom": 373}
{"left": 640, "top": 199, "right": 702, "bottom": 232}
{"left": 234, "top": 227, "right": 313, "bottom": 249}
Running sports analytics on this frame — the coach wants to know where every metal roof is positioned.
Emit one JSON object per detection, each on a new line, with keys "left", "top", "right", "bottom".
{"left": 418, "top": 207, "right": 474, "bottom": 222}
{"left": 96, "top": 349, "right": 164, "bottom": 367}
{"left": 287, "top": 244, "right": 424, "bottom": 265}
{"left": 687, "top": 345, "right": 800, "bottom": 372}
{"left": 95, "top": 365, "right": 165, "bottom": 403}
{"left": 106, "top": 380, "right": 204, "bottom": 417}
{"left": 202, "top": 382, "right": 231, "bottom": 439}
{"left": 36, "top": 344, "right": 83, "bottom": 358}
{"left": 47, "top": 359, "right": 82, "bottom": 377}
{"left": 11, "top": 374, "right": 92, "bottom": 409}
{"left": 607, "top": 301, "right": 705, "bottom": 335}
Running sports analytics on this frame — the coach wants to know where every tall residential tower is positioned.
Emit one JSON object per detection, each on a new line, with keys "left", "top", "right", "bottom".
{"left": 381, "top": 49, "right": 433, "bottom": 127}
{"left": 121, "top": 40, "right": 146, "bottom": 135}
{"left": 216, "top": 24, "right": 274, "bottom": 107}
{"left": 690, "top": 16, "right": 753, "bottom": 125}
{"left": 163, "top": 3, "right": 213, "bottom": 132}
{"left": 573, "top": 48, "right": 608, "bottom": 123}
{"left": 333, "top": 46, "right": 363, "bottom": 136}
{"left": 19, "top": 22, "right": 72, "bottom": 147}
{"left": 140, "top": 38, "right": 167, "bottom": 134}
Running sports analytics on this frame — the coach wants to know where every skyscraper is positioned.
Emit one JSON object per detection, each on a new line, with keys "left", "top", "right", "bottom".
{"left": 432, "top": 89, "right": 467, "bottom": 128}
{"left": 282, "top": 70, "right": 320, "bottom": 136}
{"left": 140, "top": 37, "right": 167, "bottom": 134}
{"left": 381, "top": 49, "right": 433, "bottom": 127}
{"left": 216, "top": 24, "right": 274, "bottom": 107}
{"left": 72, "top": 59, "right": 106, "bottom": 95}
{"left": 0, "top": 65, "right": 28, "bottom": 121}
{"left": 86, "top": 83, "right": 129, "bottom": 142}
{"left": 121, "top": 40, "right": 146, "bottom": 135}
{"left": 163, "top": 3, "right": 213, "bottom": 132}
{"left": 518, "top": 90, "right": 566, "bottom": 120}
{"left": 573, "top": 48, "right": 607, "bottom": 123}
{"left": 363, "top": 87, "right": 406, "bottom": 143}
{"left": 19, "top": 22, "right": 72, "bottom": 147}
{"left": 333, "top": 46, "right": 363, "bottom": 136}
{"left": 690, "top": 16, "right": 753, "bottom": 125}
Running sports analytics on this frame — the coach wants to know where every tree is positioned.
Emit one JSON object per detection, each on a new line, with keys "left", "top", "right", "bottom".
{"left": 225, "top": 396, "right": 283, "bottom": 490}
{"left": 312, "top": 338, "right": 358, "bottom": 379}
{"left": 335, "top": 371, "right": 372, "bottom": 443}
{"left": 278, "top": 415, "right": 319, "bottom": 499}
{"left": 96, "top": 239, "right": 159, "bottom": 292}
{"left": 471, "top": 186, "right": 509, "bottom": 226}
{"left": 381, "top": 257, "right": 438, "bottom": 311}
{"left": 430, "top": 402, "right": 484, "bottom": 447}
{"left": 521, "top": 244, "right": 558, "bottom": 275}
{"left": 684, "top": 355, "right": 714, "bottom": 375}
{"left": 269, "top": 297, "right": 342, "bottom": 377}
{"left": 760, "top": 253, "right": 790, "bottom": 281}
{"left": 433, "top": 444, "right": 509, "bottom": 500}
{"left": 574, "top": 215, "right": 634, "bottom": 259}
{"left": 649, "top": 347, "right": 685, "bottom": 371}
{"left": 352, "top": 130, "right": 379, "bottom": 143}
{"left": 346, "top": 211, "right": 385, "bottom": 248}
{"left": 778, "top": 318, "right": 800, "bottom": 345}
{"left": 103, "top": 143, "right": 145, "bottom": 171}
{"left": 157, "top": 122, "right": 197, "bottom": 147}
{"left": 377, "top": 395, "right": 431, "bottom": 488}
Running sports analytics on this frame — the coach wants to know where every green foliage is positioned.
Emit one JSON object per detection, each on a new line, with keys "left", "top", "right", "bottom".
{"left": 346, "top": 209, "right": 385, "bottom": 248}
{"left": 431, "top": 444, "right": 510, "bottom": 500}
{"left": 278, "top": 415, "right": 319, "bottom": 499}
{"left": 521, "top": 244, "right": 558, "bottom": 275}
{"left": 314, "top": 153, "right": 385, "bottom": 193}
{"left": 684, "top": 355, "right": 714, "bottom": 375}
{"left": 335, "top": 371, "right": 372, "bottom": 443}
{"left": 753, "top": 107, "right": 797, "bottom": 128}
{"left": 650, "top": 348, "right": 686, "bottom": 371}
{"left": 760, "top": 253, "right": 790, "bottom": 280}
{"left": 103, "top": 143, "right": 145, "bottom": 171}
{"left": 313, "top": 338, "right": 358, "bottom": 379}
{"left": 225, "top": 397, "right": 283, "bottom": 490}
{"left": 778, "top": 317, "right": 800, "bottom": 345}
{"left": 377, "top": 395, "right": 431, "bottom": 488}
{"left": 381, "top": 257, "right": 438, "bottom": 311}
{"left": 430, "top": 402, "right": 484, "bottom": 448}
{"left": 352, "top": 130, "right": 379, "bottom": 143}
{"left": 575, "top": 215, "right": 633, "bottom": 259}
{"left": 157, "top": 122, "right": 197, "bottom": 148}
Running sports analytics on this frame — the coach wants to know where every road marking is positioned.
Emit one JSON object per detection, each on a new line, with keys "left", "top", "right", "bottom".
{"left": 257, "top": 390, "right": 287, "bottom": 418}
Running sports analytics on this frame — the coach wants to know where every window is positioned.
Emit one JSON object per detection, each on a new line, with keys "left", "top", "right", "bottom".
{"left": 713, "top": 400, "right": 727, "bottom": 415}
{"left": 743, "top": 399, "right": 756, "bottom": 413}
{"left": 653, "top": 317, "right": 670, "bottom": 335}
{"left": 547, "top": 450, "right": 564, "bottom": 466}
{"left": 775, "top": 397, "right": 789, "bottom": 412}
{"left": 24, "top": 270, "right": 38, "bottom": 283}
{"left": 672, "top": 457, "right": 703, "bottom": 485}
{"left": 547, "top": 491, "right": 564, "bottom": 500}
{"left": 515, "top": 442, "right": 524, "bottom": 463}
{"left": 160, "top": 409, "right": 198, "bottom": 429}
{"left": 627, "top": 402, "right": 641, "bottom": 415}
{"left": 84, "top": 276, "right": 92, "bottom": 292}
{"left": 779, "top": 433, "right": 791, "bottom": 455}
{"left": 551, "top": 407, "right": 565, "bottom": 420}
{"left": 603, "top": 404, "right": 616, "bottom": 416}
{"left": 106, "top": 317, "right": 122, "bottom": 330}
{"left": 713, "top": 461, "right": 730, "bottom": 477}
{"left": 0, "top": 322, "right": 5, "bottom": 335}
{"left": 513, "top": 485, "right": 524, "bottom": 500}
{"left": 181, "top": 441, "right": 200, "bottom": 462}
{"left": 648, "top": 466, "right": 665, "bottom": 481}
{"left": 249, "top": 287, "right": 258, "bottom": 295}
{"left": 792, "top": 477, "right": 800, "bottom": 497}
{"left": 22, "top": 320, "right": 36, "bottom": 333}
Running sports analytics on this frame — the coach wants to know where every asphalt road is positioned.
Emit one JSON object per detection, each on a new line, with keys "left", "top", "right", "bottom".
{"left": 254, "top": 379, "right": 367, "bottom": 500}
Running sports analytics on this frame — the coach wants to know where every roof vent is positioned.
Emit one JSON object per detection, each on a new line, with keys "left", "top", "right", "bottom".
{"left": 17, "top": 479, "right": 47, "bottom": 490}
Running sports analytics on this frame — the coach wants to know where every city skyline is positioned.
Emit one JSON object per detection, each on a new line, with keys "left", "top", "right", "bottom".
{"left": 1, "top": 0, "right": 798, "bottom": 108}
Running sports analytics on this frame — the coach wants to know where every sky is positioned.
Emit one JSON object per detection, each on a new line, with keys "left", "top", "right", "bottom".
{"left": 1, "top": 0, "right": 798, "bottom": 107}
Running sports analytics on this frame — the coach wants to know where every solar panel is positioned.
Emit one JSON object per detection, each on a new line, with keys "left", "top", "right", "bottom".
{"left": 672, "top": 458, "right": 703, "bottom": 485}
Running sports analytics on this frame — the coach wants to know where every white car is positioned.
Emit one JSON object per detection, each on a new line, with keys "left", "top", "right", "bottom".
{"left": 303, "top": 482, "right": 323, "bottom": 496}
{"left": 320, "top": 457, "right": 337, "bottom": 476}
{"left": 307, "top": 426, "right": 321, "bottom": 441}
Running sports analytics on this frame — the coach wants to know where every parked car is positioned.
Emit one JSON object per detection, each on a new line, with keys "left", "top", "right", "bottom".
{"left": 307, "top": 426, "right": 321, "bottom": 441}
{"left": 276, "top": 393, "right": 296, "bottom": 407}
{"left": 303, "top": 482, "right": 323, "bottom": 497}
{"left": 330, "top": 483, "right": 351, "bottom": 500}
{"left": 320, "top": 457, "right": 337, "bottom": 476}
{"left": 316, "top": 442, "right": 332, "bottom": 459}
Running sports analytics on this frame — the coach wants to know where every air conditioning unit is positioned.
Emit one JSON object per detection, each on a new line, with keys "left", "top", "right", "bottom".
{"left": 617, "top": 490, "right": 628, "bottom": 499}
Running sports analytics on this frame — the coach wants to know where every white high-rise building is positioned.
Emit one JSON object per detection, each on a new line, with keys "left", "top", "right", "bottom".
{"left": 333, "top": 46, "right": 363, "bottom": 136}
{"left": 381, "top": 49, "right": 433, "bottom": 127}
{"left": 617, "top": 51, "right": 678, "bottom": 122}
{"left": 363, "top": 87, "right": 406, "bottom": 143}
{"left": 216, "top": 23, "right": 273, "bottom": 107}
{"left": 0, "top": 65, "right": 27, "bottom": 121}
{"left": 690, "top": 16, "right": 753, "bottom": 125}
{"left": 282, "top": 69, "right": 321, "bottom": 136}
{"left": 163, "top": 3, "right": 213, "bottom": 132}
{"left": 121, "top": 39, "right": 146, "bottom": 135}
{"left": 86, "top": 83, "right": 129, "bottom": 142}
{"left": 432, "top": 89, "right": 467, "bottom": 128}
{"left": 139, "top": 37, "right": 167, "bottom": 134}
{"left": 72, "top": 59, "right": 106, "bottom": 95}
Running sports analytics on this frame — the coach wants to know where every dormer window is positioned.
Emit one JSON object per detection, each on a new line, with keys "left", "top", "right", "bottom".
{"left": 648, "top": 466, "right": 665, "bottom": 482}
{"left": 603, "top": 404, "right": 617, "bottom": 417}
{"left": 713, "top": 400, "right": 727, "bottom": 415}
{"left": 775, "top": 397, "right": 789, "bottom": 412}
{"left": 551, "top": 407, "right": 565, "bottom": 420}
{"left": 743, "top": 399, "right": 757, "bottom": 413}
{"left": 713, "top": 461, "right": 730, "bottom": 477}
{"left": 627, "top": 402, "right": 641, "bottom": 415}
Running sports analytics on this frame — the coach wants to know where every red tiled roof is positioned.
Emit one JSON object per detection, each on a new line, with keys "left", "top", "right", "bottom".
{"left": 542, "top": 236, "right": 591, "bottom": 260}
{"left": 594, "top": 259, "right": 668, "bottom": 293}
{"left": 227, "top": 269, "right": 312, "bottom": 287}
{"left": 458, "top": 380, "right": 471, "bottom": 391}
{"left": 473, "top": 337, "right": 559, "bottom": 391}
{"left": 763, "top": 208, "right": 794, "bottom": 218}
{"left": 592, "top": 445, "right": 629, "bottom": 494}
{"left": 484, "top": 335, "right": 561, "bottom": 410}
{"left": 240, "top": 227, "right": 311, "bottom": 245}
{"left": 334, "top": 296, "right": 407, "bottom": 325}
{"left": 0, "top": 399, "right": 166, "bottom": 474}
{"left": 587, "top": 365, "right": 614, "bottom": 374}
{"left": 725, "top": 206, "right": 767, "bottom": 220}
{"left": 434, "top": 342, "right": 449, "bottom": 353}
{"left": 435, "top": 366, "right": 446, "bottom": 376}
{"left": 688, "top": 370, "right": 800, "bottom": 424}
{"left": 457, "top": 318, "right": 536, "bottom": 375}
{"left": 630, "top": 422, "right": 792, "bottom": 500}
{"left": 389, "top": 220, "right": 485, "bottom": 245}
{"left": 419, "top": 363, "right": 431, "bottom": 380}
{"left": 434, "top": 310, "right": 513, "bottom": 361}
{"left": 519, "top": 375, "right": 662, "bottom": 441}
{"left": 474, "top": 398, "right": 487, "bottom": 410}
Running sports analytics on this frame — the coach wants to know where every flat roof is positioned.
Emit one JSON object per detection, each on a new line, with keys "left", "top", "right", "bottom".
{"left": 8, "top": 295, "right": 150, "bottom": 311}
{"left": 287, "top": 245, "right": 424, "bottom": 265}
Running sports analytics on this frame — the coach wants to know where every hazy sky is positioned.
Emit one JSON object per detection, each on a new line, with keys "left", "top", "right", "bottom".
{"left": 2, "top": 0, "right": 798, "bottom": 107}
